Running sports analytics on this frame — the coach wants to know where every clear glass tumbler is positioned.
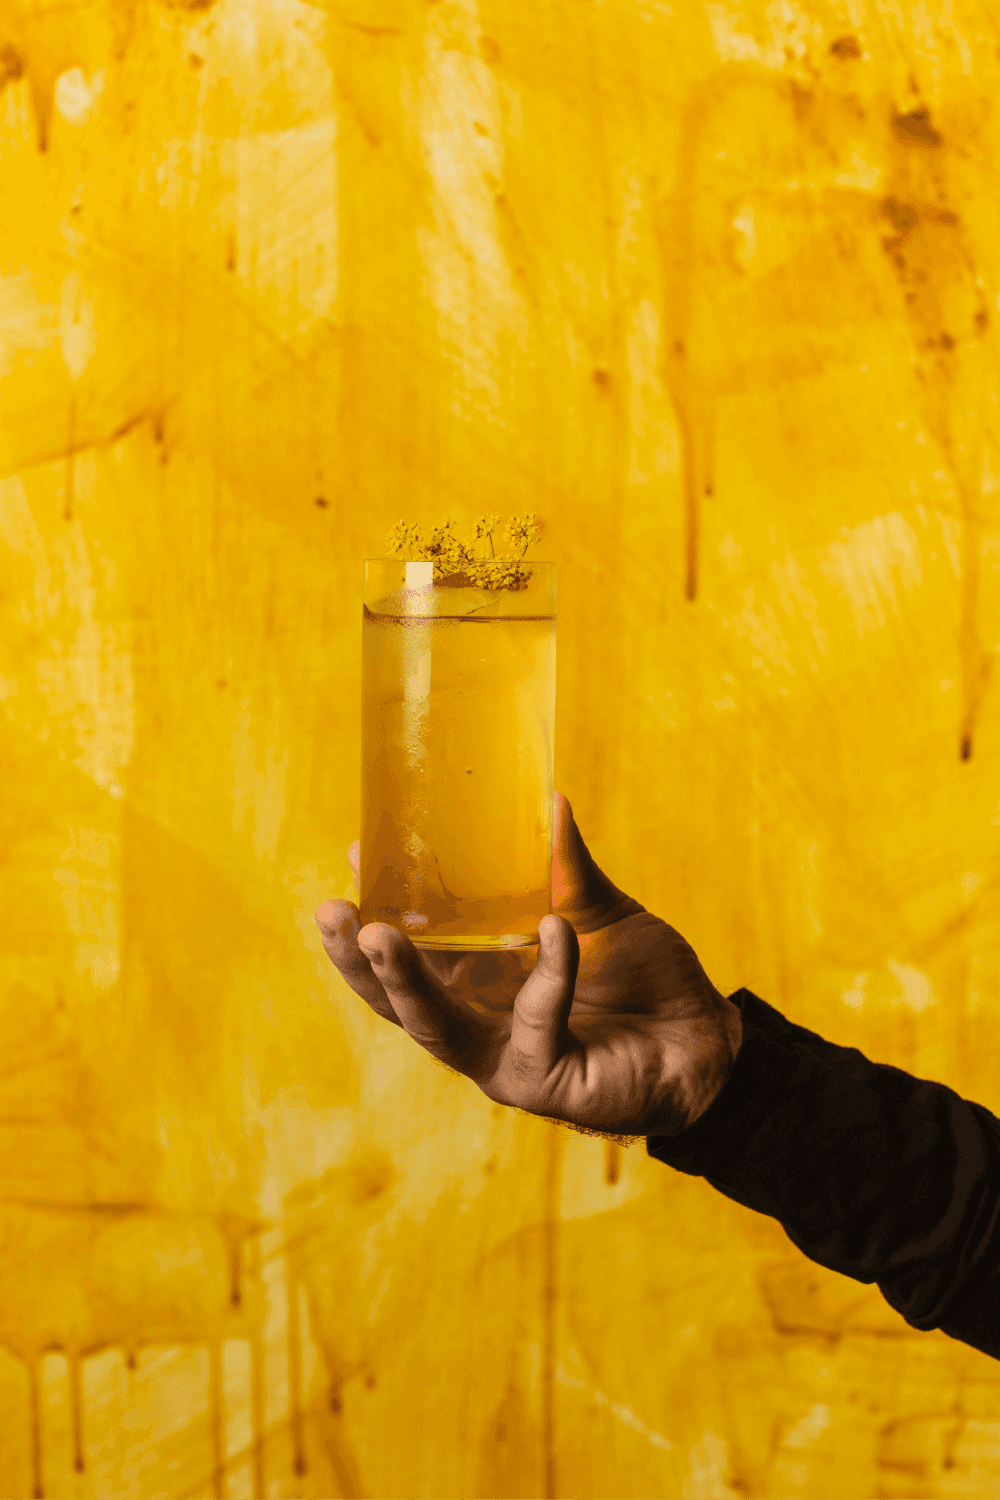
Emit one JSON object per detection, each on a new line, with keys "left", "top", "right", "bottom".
{"left": 360, "top": 558, "right": 557, "bottom": 949}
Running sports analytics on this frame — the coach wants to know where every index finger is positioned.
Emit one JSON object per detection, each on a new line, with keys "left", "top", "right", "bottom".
{"left": 551, "top": 792, "right": 645, "bottom": 934}
{"left": 359, "top": 928, "right": 491, "bottom": 1070}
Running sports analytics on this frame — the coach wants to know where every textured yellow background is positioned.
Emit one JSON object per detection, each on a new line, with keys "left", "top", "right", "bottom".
{"left": 2, "top": 0, "right": 1000, "bottom": 1495}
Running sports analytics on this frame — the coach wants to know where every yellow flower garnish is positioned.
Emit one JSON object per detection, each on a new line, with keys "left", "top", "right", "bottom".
{"left": 385, "top": 513, "right": 543, "bottom": 590}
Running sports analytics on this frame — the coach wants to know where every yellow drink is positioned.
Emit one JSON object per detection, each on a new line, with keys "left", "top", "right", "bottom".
{"left": 360, "top": 559, "right": 557, "bottom": 949}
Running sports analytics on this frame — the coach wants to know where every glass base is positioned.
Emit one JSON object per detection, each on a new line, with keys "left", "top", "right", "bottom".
{"left": 410, "top": 933, "right": 540, "bottom": 951}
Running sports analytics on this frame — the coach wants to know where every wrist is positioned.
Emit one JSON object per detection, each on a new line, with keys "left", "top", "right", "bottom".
{"left": 721, "top": 991, "right": 744, "bottom": 1065}
{"left": 658, "top": 991, "right": 744, "bottom": 1138}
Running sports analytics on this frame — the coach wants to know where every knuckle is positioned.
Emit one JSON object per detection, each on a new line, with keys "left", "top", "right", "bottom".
{"left": 506, "top": 1047, "right": 538, "bottom": 1089}
{"left": 510, "top": 1050, "right": 532, "bottom": 1082}
{"left": 531, "top": 958, "right": 562, "bottom": 987}
{"left": 514, "top": 1002, "right": 552, "bottom": 1033}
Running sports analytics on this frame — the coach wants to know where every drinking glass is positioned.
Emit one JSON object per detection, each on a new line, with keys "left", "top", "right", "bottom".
{"left": 360, "top": 558, "right": 557, "bottom": 949}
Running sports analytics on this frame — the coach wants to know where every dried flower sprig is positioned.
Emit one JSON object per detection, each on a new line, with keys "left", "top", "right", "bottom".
{"left": 386, "top": 512, "right": 542, "bottom": 591}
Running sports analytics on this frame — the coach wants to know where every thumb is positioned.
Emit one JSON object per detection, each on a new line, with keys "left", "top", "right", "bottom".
{"left": 551, "top": 792, "right": 646, "bottom": 934}
{"left": 507, "top": 915, "right": 579, "bottom": 1084}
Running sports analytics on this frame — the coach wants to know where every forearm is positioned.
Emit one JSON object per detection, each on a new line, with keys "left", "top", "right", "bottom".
{"left": 647, "top": 990, "right": 1000, "bottom": 1359}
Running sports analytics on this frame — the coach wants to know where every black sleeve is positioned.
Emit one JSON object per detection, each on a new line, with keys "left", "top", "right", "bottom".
{"left": 646, "top": 988, "right": 1000, "bottom": 1360}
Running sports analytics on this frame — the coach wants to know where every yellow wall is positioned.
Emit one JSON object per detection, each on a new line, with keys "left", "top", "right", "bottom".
{"left": 2, "top": 0, "right": 1000, "bottom": 1495}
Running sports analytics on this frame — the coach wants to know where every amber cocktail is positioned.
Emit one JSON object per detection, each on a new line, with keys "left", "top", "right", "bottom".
{"left": 360, "top": 559, "right": 557, "bottom": 949}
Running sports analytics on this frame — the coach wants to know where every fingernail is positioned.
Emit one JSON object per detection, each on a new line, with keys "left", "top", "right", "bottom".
{"left": 360, "top": 944, "right": 382, "bottom": 966}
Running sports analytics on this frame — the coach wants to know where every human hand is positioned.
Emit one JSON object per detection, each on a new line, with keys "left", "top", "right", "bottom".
{"left": 315, "top": 794, "right": 742, "bottom": 1138}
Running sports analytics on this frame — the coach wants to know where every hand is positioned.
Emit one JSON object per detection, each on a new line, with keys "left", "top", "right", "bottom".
{"left": 315, "top": 793, "right": 742, "bottom": 1138}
